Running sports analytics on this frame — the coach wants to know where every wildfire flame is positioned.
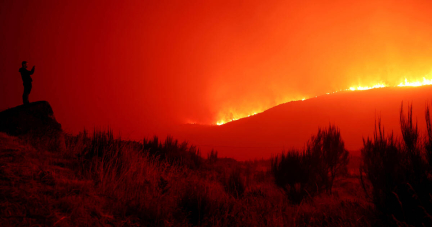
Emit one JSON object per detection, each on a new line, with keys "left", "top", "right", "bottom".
{"left": 215, "top": 77, "right": 432, "bottom": 125}
{"left": 397, "top": 78, "right": 432, "bottom": 87}
{"left": 349, "top": 83, "right": 387, "bottom": 91}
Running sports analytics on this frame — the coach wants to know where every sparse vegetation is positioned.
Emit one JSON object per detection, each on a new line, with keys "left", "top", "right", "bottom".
{"left": 361, "top": 103, "right": 432, "bottom": 226}
{"left": 271, "top": 125, "right": 349, "bottom": 204}
{"left": 425, "top": 105, "right": 432, "bottom": 167}
{"left": 221, "top": 167, "right": 245, "bottom": 198}
{"left": 207, "top": 149, "right": 218, "bottom": 163}
{"left": 0, "top": 128, "right": 372, "bottom": 226}
{"left": 19, "top": 101, "right": 432, "bottom": 226}
{"left": 308, "top": 125, "right": 349, "bottom": 193}
{"left": 271, "top": 150, "right": 311, "bottom": 203}
{"left": 143, "top": 136, "right": 203, "bottom": 169}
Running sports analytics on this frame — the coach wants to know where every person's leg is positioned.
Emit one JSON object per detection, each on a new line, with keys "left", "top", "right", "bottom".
{"left": 22, "top": 83, "right": 32, "bottom": 104}
{"left": 22, "top": 85, "right": 27, "bottom": 104}
{"left": 28, "top": 83, "right": 32, "bottom": 102}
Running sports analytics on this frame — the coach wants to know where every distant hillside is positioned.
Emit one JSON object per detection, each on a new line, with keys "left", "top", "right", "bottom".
{"left": 171, "top": 86, "right": 432, "bottom": 160}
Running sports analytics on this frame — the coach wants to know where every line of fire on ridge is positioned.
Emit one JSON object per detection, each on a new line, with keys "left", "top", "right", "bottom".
{"left": 215, "top": 77, "right": 432, "bottom": 126}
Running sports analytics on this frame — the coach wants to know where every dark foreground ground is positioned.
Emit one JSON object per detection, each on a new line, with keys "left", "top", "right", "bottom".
{"left": 0, "top": 131, "right": 376, "bottom": 226}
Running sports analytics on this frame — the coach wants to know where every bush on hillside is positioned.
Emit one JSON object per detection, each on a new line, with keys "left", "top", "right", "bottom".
{"left": 271, "top": 150, "right": 311, "bottom": 203}
{"left": 83, "top": 129, "right": 121, "bottom": 160}
{"left": 221, "top": 167, "right": 245, "bottom": 198}
{"left": 143, "top": 136, "right": 203, "bottom": 169}
{"left": 179, "top": 181, "right": 233, "bottom": 226}
{"left": 65, "top": 130, "right": 204, "bottom": 178}
{"left": 207, "top": 149, "right": 218, "bottom": 163}
{"left": 307, "top": 124, "right": 349, "bottom": 193}
{"left": 361, "top": 104, "right": 432, "bottom": 226}
{"left": 271, "top": 124, "right": 349, "bottom": 203}
{"left": 425, "top": 105, "right": 432, "bottom": 168}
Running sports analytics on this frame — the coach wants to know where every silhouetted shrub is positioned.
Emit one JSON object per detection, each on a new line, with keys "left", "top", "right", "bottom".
{"left": 179, "top": 185, "right": 211, "bottom": 226}
{"left": 271, "top": 150, "right": 310, "bottom": 203}
{"left": 4, "top": 125, "right": 377, "bottom": 226}
{"left": 222, "top": 167, "right": 245, "bottom": 198}
{"left": 361, "top": 104, "right": 432, "bottom": 226}
{"left": 361, "top": 119, "right": 403, "bottom": 217}
{"left": 400, "top": 103, "right": 419, "bottom": 152}
{"left": 84, "top": 129, "right": 122, "bottom": 160}
{"left": 67, "top": 130, "right": 203, "bottom": 172}
{"left": 143, "top": 136, "right": 203, "bottom": 169}
{"left": 178, "top": 182, "right": 230, "bottom": 226}
{"left": 67, "top": 129, "right": 125, "bottom": 181}
{"left": 271, "top": 124, "right": 349, "bottom": 203}
{"left": 425, "top": 105, "right": 432, "bottom": 168}
{"left": 207, "top": 149, "right": 218, "bottom": 163}
{"left": 307, "top": 124, "right": 349, "bottom": 193}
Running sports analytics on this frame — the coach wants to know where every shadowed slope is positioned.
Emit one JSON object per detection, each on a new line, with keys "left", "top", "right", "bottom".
{"left": 172, "top": 86, "right": 432, "bottom": 160}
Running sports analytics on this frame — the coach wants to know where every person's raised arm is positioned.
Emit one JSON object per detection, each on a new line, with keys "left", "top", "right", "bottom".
{"left": 30, "top": 66, "right": 35, "bottom": 75}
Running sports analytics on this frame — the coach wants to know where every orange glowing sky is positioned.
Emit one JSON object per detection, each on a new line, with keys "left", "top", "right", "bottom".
{"left": 1, "top": 0, "right": 432, "bottom": 138}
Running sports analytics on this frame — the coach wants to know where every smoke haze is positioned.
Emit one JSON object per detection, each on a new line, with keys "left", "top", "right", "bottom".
{"left": 1, "top": 0, "right": 432, "bottom": 138}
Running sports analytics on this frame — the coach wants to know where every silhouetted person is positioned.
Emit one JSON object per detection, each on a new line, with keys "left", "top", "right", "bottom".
{"left": 19, "top": 61, "right": 35, "bottom": 105}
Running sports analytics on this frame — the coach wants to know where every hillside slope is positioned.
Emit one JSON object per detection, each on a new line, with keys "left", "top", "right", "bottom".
{"left": 0, "top": 130, "right": 375, "bottom": 226}
{"left": 172, "top": 86, "right": 432, "bottom": 160}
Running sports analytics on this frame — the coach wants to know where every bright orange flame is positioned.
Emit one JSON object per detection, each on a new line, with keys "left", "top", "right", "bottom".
{"left": 216, "top": 121, "right": 225, "bottom": 126}
{"left": 348, "top": 83, "right": 387, "bottom": 91}
{"left": 215, "top": 77, "right": 432, "bottom": 125}
{"left": 398, "top": 78, "right": 432, "bottom": 87}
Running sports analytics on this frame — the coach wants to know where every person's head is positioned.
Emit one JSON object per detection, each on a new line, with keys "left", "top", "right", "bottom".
{"left": 22, "top": 61, "right": 27, "bottom": 69}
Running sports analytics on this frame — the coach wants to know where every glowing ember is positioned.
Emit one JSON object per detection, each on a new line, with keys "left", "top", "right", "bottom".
{"left": 215, "top": 77, "right": 432, "bottom": 125}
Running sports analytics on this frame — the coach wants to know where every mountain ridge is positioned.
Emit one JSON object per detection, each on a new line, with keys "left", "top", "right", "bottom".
{"left": 173, "top": 85, "right": 432, "bottom": 160}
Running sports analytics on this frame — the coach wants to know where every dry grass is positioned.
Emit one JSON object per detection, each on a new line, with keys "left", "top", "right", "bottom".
{"left": 0, "top": 131, "right": 375, "bottom": 226}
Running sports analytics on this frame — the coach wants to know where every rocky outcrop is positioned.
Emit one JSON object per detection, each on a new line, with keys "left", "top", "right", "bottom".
{"left": 0, "top": 101, "right": 62, "bottom": 136}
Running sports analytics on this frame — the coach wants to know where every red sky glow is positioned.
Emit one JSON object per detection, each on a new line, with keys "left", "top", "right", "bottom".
{"left": 2, "top": 0, "right": 432, "bottom": 155}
